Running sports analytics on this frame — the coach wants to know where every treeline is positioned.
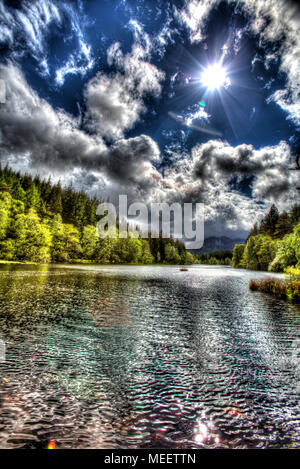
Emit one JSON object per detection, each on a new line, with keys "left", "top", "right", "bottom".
{"left": 196, "top": 250, "right": 232, "bottom": 266}
{"left": 232, "top": 204, "right": 300, "bottom": 272}
{"left": 0, "top": 165, "right": 195, "bottom": 264}
{"left": 0, "top": 165, "right": 99, "bottom": 228}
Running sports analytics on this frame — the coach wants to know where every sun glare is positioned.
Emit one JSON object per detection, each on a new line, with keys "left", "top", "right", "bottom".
{"left": 201, "top": 62, "right": 227, "bottom": 91}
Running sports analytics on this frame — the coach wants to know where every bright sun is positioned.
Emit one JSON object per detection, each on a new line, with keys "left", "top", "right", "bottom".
{"left": 201, "top": 62, "right": 227, "bottom": 91}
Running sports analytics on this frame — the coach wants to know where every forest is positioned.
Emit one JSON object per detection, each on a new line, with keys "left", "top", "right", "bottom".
{"left": 0, "top": 165, "right": 195, "bottom": 265}
{"left": 1, "top": 165, "right": 299, "bottom": 270}
{"left": 232, "top": 203, "right": 300, "bottom": 272}
{"left": 196, "top": 250, "right": 232, "bottom": 266}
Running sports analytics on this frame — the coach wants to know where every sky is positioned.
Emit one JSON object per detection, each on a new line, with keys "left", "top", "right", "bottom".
{"left": 0, "top": 0, "right": 300, "bottom": 239}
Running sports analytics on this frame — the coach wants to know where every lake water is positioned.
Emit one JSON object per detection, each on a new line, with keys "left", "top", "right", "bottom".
{"left": 0, "top": 264, "right": 299, "bottom": 449}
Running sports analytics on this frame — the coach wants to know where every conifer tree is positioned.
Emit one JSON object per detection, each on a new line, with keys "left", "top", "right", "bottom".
{"left": 259, "top": 204, "right": 279, "bottom": 236}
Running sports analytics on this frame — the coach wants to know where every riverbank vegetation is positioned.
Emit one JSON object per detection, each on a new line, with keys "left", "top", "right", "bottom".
{"left": 196, "top": 250, "right": 232, "bottom": 266}
{"left": 0, "top": 165, "right": 196, "bottom": 265}
{"left": 231, "top": 204, "right": 300, "bottom": 301}
{"left": 249, "top": 267, "right": 300, "bottom": 302}
{"left": 232, "top": 204, "right": 300, "bottom": 272}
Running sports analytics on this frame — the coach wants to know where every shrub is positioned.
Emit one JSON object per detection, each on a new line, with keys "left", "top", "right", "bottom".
{"left": 249, "top": 277, "right": 300, "bottom": 302}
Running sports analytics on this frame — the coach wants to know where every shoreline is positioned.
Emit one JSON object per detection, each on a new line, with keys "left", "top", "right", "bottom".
{"left": 0, "top": 259, "right": 288, "bottom": 271}
{"left": 0, "top": 260, "right": 197, "bottom": 267}
{"left": 249, "top": 276, "right": 300, "bottom": 302}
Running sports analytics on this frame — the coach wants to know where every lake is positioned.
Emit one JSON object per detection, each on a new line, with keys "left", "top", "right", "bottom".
{"left": 0, "top": 264, "right": 299, "bottom": 449}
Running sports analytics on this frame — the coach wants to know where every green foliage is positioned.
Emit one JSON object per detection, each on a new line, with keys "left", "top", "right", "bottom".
{"left": 259, "top": 204, "right": 279, "bottom": 236}
{"left": 183, "top": 251, "right": 195, "bottom": 265}
{"left": 290, "top": 204, "right": 300, "bottom": 226}
{"left": 48, "top": 183, "right": 63, "bottom": 214}
{"left": 62, "top": 224, "right": 83, "bottom": 260}
{"left": 95, "top": 238, "right": 113, "bottom": 264}
{"left": 256, "top": 236, "right": 279, "bottom": 271}
{"left": 141, "top": 239, "right": 155, "bottom": 264}
{"left": 165, "top": 243, "right": 181, "bottom": 264}
{"left": 269, "top": 224, "right": 300, "bottom": 272}
{"left": 233, "top": 201, "right": 300, "bottom": 273}
{"left": 198, "top": 250, "right": 233, "bottom": 266}
{"left": 0, "top": 239, "right": 16, "bottom": 260}
{"left": 284, "top": 266, "right": 300, "bottom": 279}
{"left": 48, "top": 215, "right": 82, "bottom": 262}
{"left": 241, "top": 235, "right": 278, "bottom": 271}
{"left": 232, "top": 244, "right": 245, "bottom": 268}
{"left": 25, "top": 183, "right": 41, "bottom": 209}
{"left": 81, "top": 225, "right": 99, "bottom": 259}
{"left": 249, "top": 202, "right": 300, "bottom": 240}
{"left": 0, "top": 165, "right": 196, "bottom": 265}
{"left": 0, "top": 164, "right": 99, "bottom": 228}
{"left": 274, "top": 212, "right": 292, "bottom": 238}
{"left": 14, "top": 209, "right": 52, "bottom": 262}
{"left": 0, "top": 192, "right": 12, "bottom": 240}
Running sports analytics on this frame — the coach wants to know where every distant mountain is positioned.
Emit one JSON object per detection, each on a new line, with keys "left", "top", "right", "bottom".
{"left": 190, "top": 236, "right": 245, "bottom": 254}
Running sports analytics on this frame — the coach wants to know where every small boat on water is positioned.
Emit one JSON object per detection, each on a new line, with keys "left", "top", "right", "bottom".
{"left": 180, "top": 268, "right": 189, "bottom": 271}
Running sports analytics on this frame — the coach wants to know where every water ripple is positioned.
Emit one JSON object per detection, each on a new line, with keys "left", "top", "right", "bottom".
{"left": 0, "top": 264, "right": 299, "bottom": 449}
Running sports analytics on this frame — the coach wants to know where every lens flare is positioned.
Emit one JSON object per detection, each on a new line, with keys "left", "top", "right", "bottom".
{"left": 168, "top": 111, "right": 222, "bottom": 137}
{"left": 201, "top": 63, "right": 227, "bottom": 91}
{"left": 47, "top": 440, "right": 56, "bottom": 449}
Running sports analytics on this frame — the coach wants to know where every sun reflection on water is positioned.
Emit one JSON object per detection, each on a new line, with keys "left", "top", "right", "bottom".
{"left": 194, "top": 417, "right": 221, "bottom": 446}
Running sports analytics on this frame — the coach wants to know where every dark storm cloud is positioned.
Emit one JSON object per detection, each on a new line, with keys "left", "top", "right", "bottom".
{"left": 192, "top": 140, "right": 291, "bottom": 180}
{"left": 0, "top": 62, "right": 104, "bottom": 169}
{"left": 0, "top": 63, "right": 159, "bottom": 183}
{"left": 157, "top": 138, "right": 299, "bottom": 236}
{"left": 104, "top": 136, "right": 159, "bottom": 183}
{"left": 190, "top": 139, "right": 297, "bottom": 202}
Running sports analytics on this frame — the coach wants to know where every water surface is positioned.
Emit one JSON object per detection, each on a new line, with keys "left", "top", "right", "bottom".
{"left": 0, "top": 264, "right": 299, "bottom": 449}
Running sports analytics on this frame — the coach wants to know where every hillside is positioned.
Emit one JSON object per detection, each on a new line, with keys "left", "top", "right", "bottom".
{"left": 0, "top": 165, "right": 193, "bottom": 265}
{"left": 232, "top": 204, "right": 300, "bottom": 272}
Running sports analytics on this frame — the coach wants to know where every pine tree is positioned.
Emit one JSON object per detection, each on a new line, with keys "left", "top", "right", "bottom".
{"left": 259, "top": 204, "right": 279, "bottom": 236}
{"left": 48, "top": 183, "right": 63, "bottom": 214}
{"left": 246, "top": 222, "right": 258, "bottom": 241}
{"left": 290, "top": 204, "right": 300, "bottom": 227}
{"left": 25, "top": 183, "right": 41, "bottom": 209}
{"left": 274, "top": 212, "right": 292, "bottom": 238}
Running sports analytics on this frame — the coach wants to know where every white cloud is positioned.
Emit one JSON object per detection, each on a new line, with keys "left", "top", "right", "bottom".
{"left": 267, "top": 89, "right": 300, "bottom": 126}
{"left": 154, "top": 139, "right": 299, "bottom": 236}
{"left": 186, "top": 106, "right": 210, "bottom": 126}
{"left": 0, "top": 63, "right": 159, "bottom": 191}
{"left": 54, "top": 3, "right": 95, "bottom": 85}
{"left": 85, "top": 42, "right": 165, "bottom": 141}
{"left": 0, "top": 0, "right": 94, "bottom": 81}
{"left": 0, "top": 0, "right": 62, "bottom": 74}
{"left": 238, "top": 0, "right": 300, "bottom": 125}
{"left": 55, "top": 39, "right": 94, "bottom": 86}
{"left": 127, "top": 18, "right": 152, "bottom": 54}
{"left": 174, "top": 0, "right": 220, "bottom": 43}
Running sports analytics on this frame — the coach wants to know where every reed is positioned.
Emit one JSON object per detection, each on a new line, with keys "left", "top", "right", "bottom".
{"left": 249, "top": 277, "right": 300, "bottom": 302}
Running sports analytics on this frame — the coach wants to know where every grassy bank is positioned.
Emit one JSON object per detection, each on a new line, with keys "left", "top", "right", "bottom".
{"left": 0, "top": 260, "right": 38, "bottom": 265}
{"left": 0, "top": 259, "right": 194, "bottom": 267}
{"left": 249, "top": 277, "right": 300, "bottom": 302}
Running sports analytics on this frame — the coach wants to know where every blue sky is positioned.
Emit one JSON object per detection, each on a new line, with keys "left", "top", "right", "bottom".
{"left": 0, "top": 0, "right": 299, "bottom": 238}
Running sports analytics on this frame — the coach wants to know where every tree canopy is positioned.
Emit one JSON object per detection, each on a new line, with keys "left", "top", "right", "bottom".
{"left": 0, "top": 165, "right": 195, "bottom": 265}
{"left": 232, "top": 203, "right": 300, "bottom": 272}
